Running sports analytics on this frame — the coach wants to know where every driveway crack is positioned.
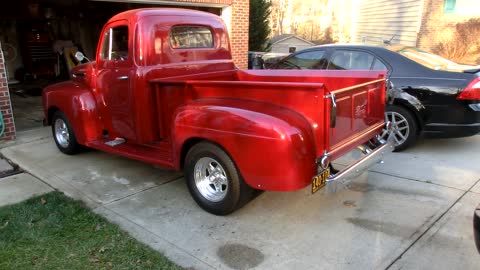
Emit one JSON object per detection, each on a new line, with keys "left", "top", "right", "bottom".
{"left": 385, "top": 177, "right": 480, "bottom": 269}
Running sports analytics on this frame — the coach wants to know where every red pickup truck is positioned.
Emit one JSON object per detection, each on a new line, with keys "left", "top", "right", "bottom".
{"left": 43, "top": 8, "right": 393, "bottom": 215}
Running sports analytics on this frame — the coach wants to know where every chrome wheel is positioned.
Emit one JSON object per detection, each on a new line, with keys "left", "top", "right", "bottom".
{"left": 194, "top": 157, "right": 229, "bottom": 202}
{"left": 54, "top": 118, "right": 70, "bottom": 148}
{"left": 381, "top": 111, "right": 409, "bottom": 147}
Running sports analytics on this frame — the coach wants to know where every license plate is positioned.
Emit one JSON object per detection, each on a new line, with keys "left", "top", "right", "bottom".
{"left": 312, "top": 168, "right": 330, "bottom": 194}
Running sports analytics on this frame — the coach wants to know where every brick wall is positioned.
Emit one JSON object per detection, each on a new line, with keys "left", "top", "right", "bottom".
{"left": 0, "top": 42, "right": 15, "bottom": 141}
{"left": 229, "top": 0, "right": 249, "bottom": 68}
{"left": 417, "top": 0, "right": 479, "bottom": 52}
{"left": 171, "top": 0, "right": 249, "bottom": 68}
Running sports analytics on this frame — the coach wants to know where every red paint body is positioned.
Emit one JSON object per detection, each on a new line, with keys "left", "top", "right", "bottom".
{"left": 43, "top": 8, "right": 386, "bottom": 191}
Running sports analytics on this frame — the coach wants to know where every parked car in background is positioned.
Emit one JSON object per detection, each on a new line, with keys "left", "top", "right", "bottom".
{"left": 247, "top": 51, "right": 265, "bottom": 69}
{"left": 268, "top": 44, "right": 480, "bottom": 151}
{"left": 261, "top": 52, "right": 290, "bottom": 69}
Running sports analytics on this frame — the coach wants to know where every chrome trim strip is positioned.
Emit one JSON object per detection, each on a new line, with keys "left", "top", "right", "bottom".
{"left": 426, "top": 122, "right": 480, "bottom": 127}
{"left": 469, "top": 103, "right": 480, "bottom": 111}
{"left": 390, "top": 76, "right": 466, "bottom": 81}
{"left": 331, "top": 78, "right": 385, "bottom": 95}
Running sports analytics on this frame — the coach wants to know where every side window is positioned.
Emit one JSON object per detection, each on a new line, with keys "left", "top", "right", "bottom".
{"left": 276, "top": 50, "right": 327, "bottom": 69}
{"left": 100, "top": 26, "right": 129, "bottom": 61}
{"left": 328, "top": 50, "right": 374, "bottom": 70}
{"left": 170, "top": 26, "right": 213, "bottom": 49}
{"left": 372, "top": 58, "right": 388, "bottom": 71}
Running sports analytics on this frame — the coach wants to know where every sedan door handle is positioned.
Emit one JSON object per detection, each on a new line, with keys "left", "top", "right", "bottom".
{"left": 117, "top": 75, "right": 129, "bottom": 80}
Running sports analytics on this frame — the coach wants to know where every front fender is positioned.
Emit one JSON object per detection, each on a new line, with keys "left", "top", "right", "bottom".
{"left": 43, "top": 81, "right": 101, "bottom": 144}
{"left": 173, "top": 98, "right": 317, "bottom": 191}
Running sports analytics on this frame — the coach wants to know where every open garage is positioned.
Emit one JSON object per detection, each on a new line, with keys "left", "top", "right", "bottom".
{"left": 0, "top": 0, "right": 248, "bottom": 139}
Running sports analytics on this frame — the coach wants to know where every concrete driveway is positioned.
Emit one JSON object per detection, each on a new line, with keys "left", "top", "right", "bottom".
{"left": 1, "top": 127, "right": 479, "bottom": 270}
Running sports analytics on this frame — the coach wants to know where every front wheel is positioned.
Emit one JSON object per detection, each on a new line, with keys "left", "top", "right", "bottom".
{"left": 52, "top": 111, "right": 81, "bottom": 155}
{"left": 380, "top": 105, "right": 418, "bottom": 151}
{"left": 184, "top": 142, "right": 254, "bottom": 215}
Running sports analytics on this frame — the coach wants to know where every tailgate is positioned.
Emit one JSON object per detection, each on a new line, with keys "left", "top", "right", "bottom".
{"left": 326, "top": 78, "right": 386, "bottom": 159}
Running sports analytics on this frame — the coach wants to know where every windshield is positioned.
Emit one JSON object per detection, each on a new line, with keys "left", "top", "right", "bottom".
{"left": 392, "top": 46, "right": 478, "bottom": 72}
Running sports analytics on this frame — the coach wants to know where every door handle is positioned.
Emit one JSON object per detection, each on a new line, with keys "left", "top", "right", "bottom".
{"left": 326, "top": 93, "right": 337, "bottom": 128}
{"left": 117, "top": 76, "right": 129, "bottom": 80}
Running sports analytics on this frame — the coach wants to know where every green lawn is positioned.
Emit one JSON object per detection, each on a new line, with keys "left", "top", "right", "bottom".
{"left": 0, "top": 191, "right": 181, "bottom": 269}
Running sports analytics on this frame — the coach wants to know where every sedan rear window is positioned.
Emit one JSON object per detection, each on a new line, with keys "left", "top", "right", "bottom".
{"left": 275, "top": 50, "right": 327, "bottom": 69}
{"left": 393, "top": 46, "right": 472, "bottom": 72}
{"left": 328, "top": 51, "right": 374, "bottom": 70}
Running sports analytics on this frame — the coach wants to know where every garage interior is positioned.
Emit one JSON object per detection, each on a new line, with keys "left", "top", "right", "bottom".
{"left": 0, "top": 0, "right": 221, "bottom": 132}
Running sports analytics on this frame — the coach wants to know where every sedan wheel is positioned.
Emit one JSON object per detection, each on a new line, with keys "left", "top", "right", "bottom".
{"left": 380, "top": 105, "right": 418, "bottom": 151}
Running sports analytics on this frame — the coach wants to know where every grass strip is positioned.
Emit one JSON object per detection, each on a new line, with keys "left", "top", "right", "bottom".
{"left": 0, "top": 191, "right": 181, "bottom": 269}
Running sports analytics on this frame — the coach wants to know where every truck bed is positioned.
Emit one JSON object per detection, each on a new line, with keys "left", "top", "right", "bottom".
{"left": 150, "top": 69, "right": 386, "bottom": 161}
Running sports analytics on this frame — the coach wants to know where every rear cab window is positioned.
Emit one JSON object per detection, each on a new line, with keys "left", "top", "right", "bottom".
{"left": 170, "top": 26, "right": 213, "bottom": 49}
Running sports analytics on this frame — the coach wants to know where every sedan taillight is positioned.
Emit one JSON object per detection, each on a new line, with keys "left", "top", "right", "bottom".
{"left": 458, "top": 77, "right": 480, "bottom": 100}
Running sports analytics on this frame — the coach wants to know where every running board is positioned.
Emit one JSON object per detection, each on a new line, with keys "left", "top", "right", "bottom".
{"left": 105, "top": 137, "right": 126, "bottom": 147}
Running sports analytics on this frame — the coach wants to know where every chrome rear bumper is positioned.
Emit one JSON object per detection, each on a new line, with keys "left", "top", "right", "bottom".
{"left": 324, "top": 131, "right": 395, "bottom": 194}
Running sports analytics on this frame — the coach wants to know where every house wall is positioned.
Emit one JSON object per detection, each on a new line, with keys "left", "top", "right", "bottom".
{"left": 354, "top": 0, "right": 423, "bottom": 46}
{"left": 0, "top": 42, "right": 16, "bottom": 141}
{"left": 271, "top": 37, "right": 314, "bottom": 53}
{"left": 417, "top": 0, "right": 480, "bottom": 53}
{"left": 228, "top": 0, "right": 249, "bottom": 68}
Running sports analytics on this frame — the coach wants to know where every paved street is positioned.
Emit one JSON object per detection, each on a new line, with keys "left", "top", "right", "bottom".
{"left": 1, "top": 127, "right": 479, "bottom": 270}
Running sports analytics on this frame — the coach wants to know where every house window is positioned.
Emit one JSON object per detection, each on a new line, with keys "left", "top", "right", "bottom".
{"left": 289, "top": 47, "right": 296, "bottom": 53}
{"left": 444, "top": 0, "right": 456, "bottom": 13}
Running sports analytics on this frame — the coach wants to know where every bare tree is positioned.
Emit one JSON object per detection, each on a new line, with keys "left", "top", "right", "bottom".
{"left": 270, "top": 0, "right": 288, "bottom": 35}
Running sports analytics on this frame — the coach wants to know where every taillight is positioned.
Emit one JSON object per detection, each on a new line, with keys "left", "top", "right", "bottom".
{"left": 458, "top": 77, "right": 480, "bottom": 100}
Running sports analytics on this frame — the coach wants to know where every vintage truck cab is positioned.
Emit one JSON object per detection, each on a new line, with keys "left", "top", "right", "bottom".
{"left": 43, "top": 8, "right": 393, "bottom": 215}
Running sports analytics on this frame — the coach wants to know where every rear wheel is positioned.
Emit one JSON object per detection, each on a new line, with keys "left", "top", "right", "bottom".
{"left": 52, "top": 111, "right": 81, "bottom": 155}
{"left": 380, "top": 105, "right": 418, "bottom": 151}
{"left": 184, "top": 142, "right": 254, "bottom": 215}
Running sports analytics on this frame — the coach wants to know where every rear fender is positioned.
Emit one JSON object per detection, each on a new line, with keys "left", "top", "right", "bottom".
{"left": 43, "top": 81, "right": 101, "bottom": 144}
{"left": 173, "top": 98, "right": 317, "bottom": 191}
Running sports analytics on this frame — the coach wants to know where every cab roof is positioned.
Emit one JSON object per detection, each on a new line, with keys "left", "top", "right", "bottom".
{"left": 108, "top": 8, "right": 219, "bottom": 24}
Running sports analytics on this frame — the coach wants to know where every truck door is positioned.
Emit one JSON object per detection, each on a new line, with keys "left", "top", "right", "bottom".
{"left": 96, "top": 21, "right": 136, "bottom": 141}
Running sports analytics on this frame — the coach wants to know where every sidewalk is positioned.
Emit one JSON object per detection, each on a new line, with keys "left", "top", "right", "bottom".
{"left": 1, "top": 127, "right": 479, "bottom": 270}
{"left": 0, "top": 133, "right": 53, "bottom": 207}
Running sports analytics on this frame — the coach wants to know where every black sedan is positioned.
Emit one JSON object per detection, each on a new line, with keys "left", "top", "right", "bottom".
{"left": 475, "top": 205, "right": 480, "bottom": 253}
{"left": 268, "top": 45, "right": 480, "bottom": 151}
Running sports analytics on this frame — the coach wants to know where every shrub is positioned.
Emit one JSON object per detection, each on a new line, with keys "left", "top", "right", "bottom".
{"left": 435, "top": 18, "right": 480, "bottom": 64}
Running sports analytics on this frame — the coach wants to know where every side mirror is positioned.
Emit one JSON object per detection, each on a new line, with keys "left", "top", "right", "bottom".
{"left": 74, "top": 51, "right": 89, "bottom": 62}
